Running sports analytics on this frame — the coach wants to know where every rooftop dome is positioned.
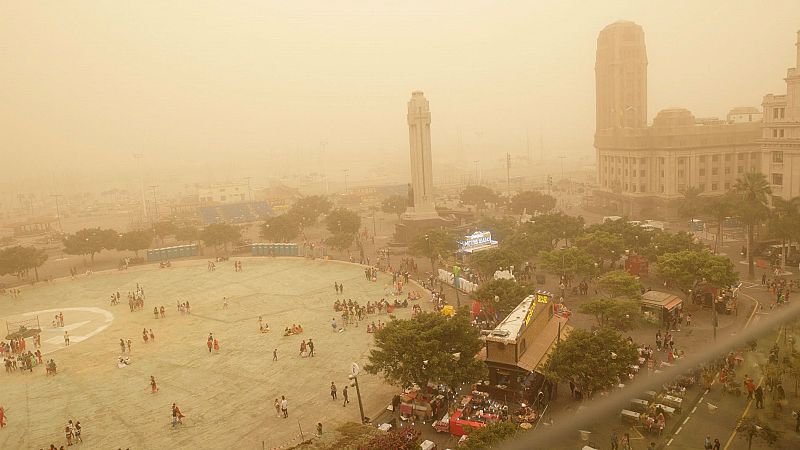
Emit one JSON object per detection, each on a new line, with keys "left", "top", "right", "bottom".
{"left": 653, "top": 108, "right": 695, "bottom": 128}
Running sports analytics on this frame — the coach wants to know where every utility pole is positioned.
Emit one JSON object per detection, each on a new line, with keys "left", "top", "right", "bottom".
{"left": 539, "top": 126, "right": 544, "bottom": 162}
{"left": 506, "top": 153, "right": 511, "bottom": 199}
{"left": 133, "top": 153, "right": 147, "bottom": 227}
{"left": 149, "top": 185, "right": 159, "bottom": 226}
{"left": 343, "top": 169, "right": 349, "bottom": 194}
{"left": 473, "top": 160, "right": 479, "bottom": 185}
{"left": 51, "top": 194, "right": 63, "bottom": 232}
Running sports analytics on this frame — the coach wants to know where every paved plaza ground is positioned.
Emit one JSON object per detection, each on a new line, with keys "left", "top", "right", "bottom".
{"left": 1, "top": 257, "right": 428, "bottom": 449}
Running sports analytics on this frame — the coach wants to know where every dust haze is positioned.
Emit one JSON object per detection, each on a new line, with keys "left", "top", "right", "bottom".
{"left": 1, "top": 1, "right": 798, "bottom": 204}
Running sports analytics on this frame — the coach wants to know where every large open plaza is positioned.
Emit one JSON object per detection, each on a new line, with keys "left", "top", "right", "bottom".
{"left": 1, "top": 257, "right": 424, "bottom": 449}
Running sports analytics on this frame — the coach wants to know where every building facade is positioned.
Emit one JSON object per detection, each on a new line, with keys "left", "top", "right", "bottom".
{"left": 198, "top": 182, "right": 251, "bottom": 205}
{"left": 593, "top": 21, "right": 763, "bottom": 218}
{"left": 759, "top": 31, "right": 800, "bottom": 200}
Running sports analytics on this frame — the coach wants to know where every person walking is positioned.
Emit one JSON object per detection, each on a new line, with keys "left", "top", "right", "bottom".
{"left": 150, "top": 376, "right": 159, "bottom": 394}
{"left": 207, "top": 336, "right": 213, "bottom": 354}
{"left": 308, "top": 339, "right": 315, "bottom": 357}
{"left": 755, "top": 384, "right": 765, "bottom": 409}
{"left": 342, "top": 386, "right": 350, "bottom": 407}
{"left": 273, "top": 348, "right": 278, "bottom": 362}
{"left": 704, "top": 435, "right": 713, "bottom": 450}
{"left": 621, "top": 433, "right": 631, "bottom": 450}
{"left": 611, "top": 430, "right": 619, "bottom": 450}
{"left": 280, "top": 396, "right": 288, "bottom": 418}
{"left": 713, "top": 438, "right": 721, "bottom": 450}
{"left": 330, "top": 382, "right": 337, "bottom": 400}
{"left": 64, "top": 331, "right": 70, "bottom": 346}
{"left": 274, "top": 398, "right": 281, "bottom": 418}
{"left": 74, "top": 421, "right": 83, "bottom": 443}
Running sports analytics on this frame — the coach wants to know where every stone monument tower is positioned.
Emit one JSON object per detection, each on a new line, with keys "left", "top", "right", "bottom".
{"left": 403, "top": 91, "right": 439, "bottom": 219}
{"left": 595, "top": 21, "right": 647, "bottom": 131}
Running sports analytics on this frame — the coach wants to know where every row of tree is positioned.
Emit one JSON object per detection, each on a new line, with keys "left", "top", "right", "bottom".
{"left": 60, "top": 222, "right": 242, "bottom": 264}
{"left": 680, "top": 172, "right": 800, "bottom": 276}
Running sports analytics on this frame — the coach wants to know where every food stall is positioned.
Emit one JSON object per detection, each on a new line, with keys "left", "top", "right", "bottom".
{"left": 641, "top": 291, "right": 682, "bottom": 326}
{"left": 434, "top": 392, "right": 502, "bottom": 436}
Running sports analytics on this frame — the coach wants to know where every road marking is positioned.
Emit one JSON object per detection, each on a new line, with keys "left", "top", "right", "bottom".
{"left": 691, "top": 406, "right": 697, "bottom": 413}
{"left": 722, "top": 317, "right": 777, "bottom": 450}
{"left": 682, "top": 417, "right": 690, "bottom": 425}
{"left": 675, "top": 426, "right": 682, "bottom": 434}
{"left": 666, "top": 438, "right": 674, "bottom": 446}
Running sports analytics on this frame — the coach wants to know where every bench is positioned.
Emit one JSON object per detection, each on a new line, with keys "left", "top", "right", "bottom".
{"left": 621, "top": 409, "right": 640, "bottom": 423}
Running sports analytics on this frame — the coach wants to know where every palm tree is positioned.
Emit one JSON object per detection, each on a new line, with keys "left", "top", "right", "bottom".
{"left": 733, "top": 172, "right": 772, "bottom": 278}
{"left": 769, "top": 197, "right": 800, "bottom": 271}
{"left": 678, "top": 186, "right": 704, "bottom": 224}
{"left": 703, "top": 193, "right": 735, "bottom": 254}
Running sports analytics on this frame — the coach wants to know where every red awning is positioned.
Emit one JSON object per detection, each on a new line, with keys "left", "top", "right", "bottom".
{"left": 664, "top": 297, "right": 683, "bottom": 311}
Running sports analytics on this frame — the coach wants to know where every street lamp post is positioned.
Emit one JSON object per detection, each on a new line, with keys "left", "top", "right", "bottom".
{"left": 51, "top": 194, "right": 63, "bottom": 232}
{"left": 349, "top": 363, "right": 367, "bottom": 424}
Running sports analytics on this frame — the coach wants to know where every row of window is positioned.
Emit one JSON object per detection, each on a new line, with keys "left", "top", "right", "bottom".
{"left": 771, "top": 129, "right": 786, "bottom": 138}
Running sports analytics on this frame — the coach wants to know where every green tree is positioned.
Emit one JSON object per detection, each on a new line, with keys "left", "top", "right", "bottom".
{"left": 468, "top": 248, "right": 523, "bottom": 280}
{"left": 640, "top": 230, "right": 704, "bottom": 262}
{"left": 476, "top": 216, "right": 517, "bottom": 242}
{"left": 460, "top": 185, "right": 501, "bottom": 211}
{"left": 575, "top": 230, "right": 624, "bottom": 267}
{"left": 62, "top": 227, "right": 119, "bottom": 265}
{"left": 597, "top": 270, "right": 642, "bottom": 299}
{"left": 702, "top": 193, "right": 736, "bottom": 254}
{"left": 537, "top": 247, "right": 597, "bottom": 281}
{"left": 288, "top": 195, "right": 332, "bottom": 227}
{"left": 585, "top": 219, "right": 651, "bottom": 251}
{"left": 545, "top": 328, "right": 638, "bottom": 398}
{"left": 409, "top": 229, "right": 458, "bottom": 271}
{"left": 657, "top": 250, "right": 738, "bottom": 293}
{"left": 677, "top": 186, "right": 704, "bottom": 223}
{"left": 472, "top": 278, "right": 536, "bottom": 319}
{"left": 260, "top": 215, "right": 301, "bottom": 242}
{"left": 174, "top": 226, "right": 200, "bottom": 246}
{"left": 152, "top": 221, "right": 178, "bottom": 246}
{"left": 325, "top": 208, "right": 361, "bottom": 235}
{"left": 509, "top": 190, "right": 556, "bottom": 215}
{"left": 0, "top": 246, "right": 48, "bottom": 281}
{"left": 116, "top": 230, "right": 153, "bottom": 257}
{"left": 736, "top": 417, "right": 781, "bottom": 450}
{"left": 361, "top": 427, "right": 421, "bottom": 450}
{"left": 502, "top": 226, "right": 553, "bottom": 259}
{"left": 461, "top": 420, "right": 519, "bottom": 450}
{"left": 381, "top": 195, "right": 408, "bottom": 218}
{"left": 528, "top": 213, "right": 585, "bottom": 248}
{"left": 768, "top": 197, "right": 800, "bottom": 269}
{"left": 325, "top": 232, "right": 355, "bottom": 252}
{"left": 364, "top": 310, "right": 486, "bottom": 392}
{"left": 734, "top": 172, "right": 772, "bottom": 278}
{"left": 200, "top": 223, "right": 241, "bottom": 253}
{"left": 578, "top": 298, "right": 640, "bottom": 331}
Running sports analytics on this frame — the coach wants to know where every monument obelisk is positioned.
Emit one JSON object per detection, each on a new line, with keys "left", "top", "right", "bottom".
{"left": 403, "top": 91, "right": 439, "bottom": 220}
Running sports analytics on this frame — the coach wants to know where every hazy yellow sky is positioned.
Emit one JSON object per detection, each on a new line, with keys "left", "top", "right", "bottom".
{"left": 1, "top": 1, "right": 799, "bottom": 186}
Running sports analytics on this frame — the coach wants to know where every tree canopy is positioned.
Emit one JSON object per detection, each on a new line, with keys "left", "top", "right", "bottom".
{"left": 408, "top": 229, "right": 458, "bottom": 270}
{"left": 116, "top": 230, "right": 153, "bottom": 256}
{"left": 502, "top": 225, "right": 553, "bottom": 259}
{"left": 640, "top": 230, "right": 704, "bottom": 262}
{"left": 546, "top": 327, "right": 638, "bottom": 397}
{"left": 152, "top": 221, "right": 178, "bottom": 246}
{"left": 657, "top": 250, "right": 738, "bottom": 293}
{"left": 461, "top": 420, "right": 519, "bottom": 450}
{"left": 597, "top": 270, "right": 642, "bottom": 299}
{"left": 578, "top": 298, "right": 640, "bottom": 331}
{"left": 585, "top": 219, "right": 651, "bottom": 251}
{"left": 325, "top": 232, "right": 355, "bottom": 251}
{"left": 260, "top": 214, "right": 301, "bottom": 242}
{"left": 677, "top": 186, "right": 704, "bottom": 221}
{"left": 471, "top": 278, "right": 535, "bottom": 319}
{"left": 575, "top": 230, "right": 624, "bottom": 266}
{"left": 62, "top": 227, "right": 119, "bottom": 264}
{"left": 468, "top": 248, "right": 524, "bottom": 280}
{"left": 364, "top": 310, "right": 486, "bottom": 391}
{"left": 476, "top": 216, "right": 517, "bottom": 242}
{"left": 460, "top": 185, "right": 501, "bottom": 210}
{"left": 288, "top": 195, "right": 332, "bottom": 227}
{"left": 381, "top": 195, "right": 408, "bottom": 218}
{"left": 736, "top": 417, "right": 781, "bottom": 450}
{"left": 200, "top": 223, "right": 241, "bottom": 252}
{"left": 509, "top": 190, "right": 556, "bottom": 215}
{"left": 734, "top": 172, "right": 772, "bottom": 277}
{"left": 325, "top": 208, "right": 361, "bottom": 235}
{"left": 537, "top": 247, "right": 597, "bottom": 280}
{"left": 361, "top": 427, "right": 421, "bottom": 450}
{"left": 527, "top": 213, "right": 585, "bottom": 248}
{"left": 0, "top": 245, "right": 48, "bottom": 281}
{"left": 174, "top": 225, "right": 200, "bottom": 244}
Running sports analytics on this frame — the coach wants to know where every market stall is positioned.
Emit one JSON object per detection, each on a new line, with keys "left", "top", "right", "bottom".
{"left": 641, "top": 291, "right": 682, "bottom": 326}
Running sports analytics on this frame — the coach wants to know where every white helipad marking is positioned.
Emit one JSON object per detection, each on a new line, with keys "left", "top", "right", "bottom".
{"left": 18, "top": 307, "right": 115, "bottom": 353}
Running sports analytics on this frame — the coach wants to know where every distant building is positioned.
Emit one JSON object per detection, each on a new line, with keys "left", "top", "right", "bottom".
{"left": 593, "top": 21, "right": 763, "bottom": 218}
{"left": 759, "top": 31, "right": 800, "bottom": 200}
{"left": 198, "top": 182, "right": 251, "bottom": 205}
{"left": 727, "top": 106, "right": 763, "bottom": 124}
